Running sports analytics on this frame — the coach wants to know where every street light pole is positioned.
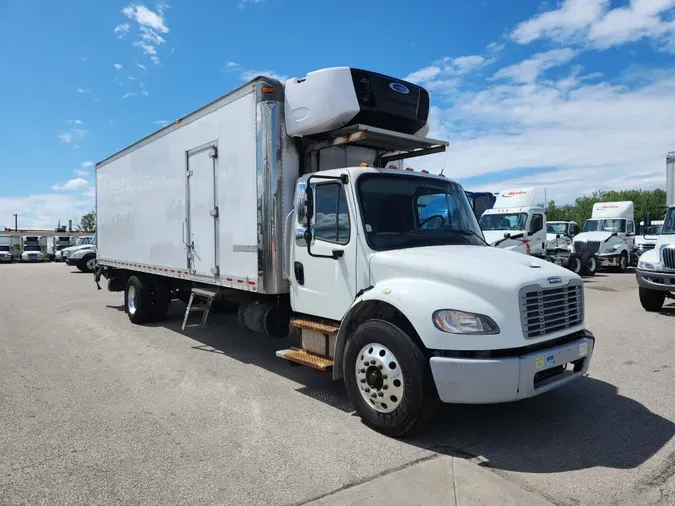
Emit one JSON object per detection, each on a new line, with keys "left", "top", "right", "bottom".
{"left": 12, "top": 214, "right": 17, "bottom": 231}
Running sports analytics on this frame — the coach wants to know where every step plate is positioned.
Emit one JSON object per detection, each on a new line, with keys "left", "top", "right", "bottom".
{"left": 276, "top": 348, "right": 334, "bottom": 371}
{"left": 289, "top": 318, "right": 339, "bottom": 334}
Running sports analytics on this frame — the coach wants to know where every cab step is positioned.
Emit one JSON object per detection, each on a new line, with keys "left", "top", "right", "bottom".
{"left": 289, "top": 318, "right": 339, "bottom": 334}
{"left": 276, "top": 348, "right": 334, "bottom": 371}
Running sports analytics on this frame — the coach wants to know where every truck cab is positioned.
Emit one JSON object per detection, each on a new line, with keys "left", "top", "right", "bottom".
{"left": 478, "top": 188, "right": 546, "bottom": 256}
{"left": 636, "top": 206, "right": 675, "bottom": 311}
{"left": 573, "top": 201, "right": 636, "bottom": 272}
{"left": 546, "top": 221, "right": 578, "bottom": 250}
{"left": 635, "top": 220, "right": 664, "bottom": 258}
{"left": 21, "top": 236, "right": 45, "bottom": 262}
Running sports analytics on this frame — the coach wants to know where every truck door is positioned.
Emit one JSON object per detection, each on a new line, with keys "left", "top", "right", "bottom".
{"left": 291, "top": 176, "right": 357, "bottom": 321}
{"left": 186, "top": 143, "right": 219, "bottom": 279}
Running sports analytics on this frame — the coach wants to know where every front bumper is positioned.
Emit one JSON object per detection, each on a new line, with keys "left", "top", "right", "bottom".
{"left": 636, "top": 269, "right": 675, "bottom": 292}
{"left": 597, "top": 252, "right": 620, "bottom": 267}
{"left": 21, "top": 256, "right": 44, "bottom": 262}
{"left": 429, "top": 331, "right": 594, "bottom": 404}
{"left": 66, "top": 257, "right": 80, "bottom": 266}
{"left": 0, "top": 256, "right": 12, "bottom": 263}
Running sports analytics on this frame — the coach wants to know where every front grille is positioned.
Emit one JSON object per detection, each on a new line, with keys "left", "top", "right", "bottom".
{"left": 520, "top": 282, "right": 584, "bottom": 339}
{"left": 574, "top": 241, "right": 601, "bottom": 255}
{"left": 662, "top": 246, "right": 675, "bottom": 269}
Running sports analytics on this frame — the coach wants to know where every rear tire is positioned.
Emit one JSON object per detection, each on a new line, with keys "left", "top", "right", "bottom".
{"left": 343, "top": 319, "right": 438, "bottom": 437}
{"left": 583, "top": 256, "right": 597, "bottom": 276}
{"left": 567, "top": 254, "right": 583, "bottom": 275}
{"left": 126, "top": 275, "right": 152, "bottom": 324}
{"left": 639, "top": 287, "right": 665, "bottom": 312}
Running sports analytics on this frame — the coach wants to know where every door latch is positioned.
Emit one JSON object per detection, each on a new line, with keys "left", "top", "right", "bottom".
{"left": 187, "top": 169, "right": 193, "bottom": 177}
{"left": 208, "top": 147, "right": 218, "bottom": 159}
{"left": 209, "top": 207, "right": 219, "bottom": 218}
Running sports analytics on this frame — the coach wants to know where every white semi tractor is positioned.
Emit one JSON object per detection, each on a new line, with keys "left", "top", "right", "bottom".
{"left": 0, "top": 235, "right": 18, "bottom": 262}
{"left": 94, "top": 67, "right": 595, "bottom": 436}
{"left": 636, "top": 205, "right": 675, "bottom": 311}
{"left": 573, "top": 201, "right": 637, "bottom": 272}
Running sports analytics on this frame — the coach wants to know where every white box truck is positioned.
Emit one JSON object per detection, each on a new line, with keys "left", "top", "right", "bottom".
{"left": 573, "top": 201, "right": 636, "bottom": 272}
{"left": 20, "top": 236, "right": 46, "bottom": 262}
{"left": 636, "top": 205, "right": 675, "bottom": 311}
{"left": 95, "top": 67, "right": 595, "bottom": 436}
{"left": 0, "top": 235, "right": 14, "bottom": 263}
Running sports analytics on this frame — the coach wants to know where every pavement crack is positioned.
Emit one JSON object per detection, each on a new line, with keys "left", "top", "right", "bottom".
{"left": 13, "top": 449, "right": 82, "bottom": 472}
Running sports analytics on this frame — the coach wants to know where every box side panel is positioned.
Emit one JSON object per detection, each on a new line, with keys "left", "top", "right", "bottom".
{"left": 97, "top": 91, "right": 258, "bottom": 283}
{"left": 216, "top": 92, "right": 258, "bottom": 282}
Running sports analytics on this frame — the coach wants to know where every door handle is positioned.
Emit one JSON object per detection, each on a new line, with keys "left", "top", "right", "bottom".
{"left": 182, "top": 220, "right": 187, "bottom": 246}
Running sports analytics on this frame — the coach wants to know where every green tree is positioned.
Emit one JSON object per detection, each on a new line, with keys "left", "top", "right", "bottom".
{"left": 78, "top": 211, "right": 96, "bottom": 232}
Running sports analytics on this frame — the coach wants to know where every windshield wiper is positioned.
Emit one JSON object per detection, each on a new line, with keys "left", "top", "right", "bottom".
{"left": 450, "top": 229, "right": 488, "bottom": 245}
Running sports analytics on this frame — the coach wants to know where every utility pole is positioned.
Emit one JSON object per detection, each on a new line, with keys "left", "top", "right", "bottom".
{"left": 12, "top": 214, "right": 17, "bottom": 231}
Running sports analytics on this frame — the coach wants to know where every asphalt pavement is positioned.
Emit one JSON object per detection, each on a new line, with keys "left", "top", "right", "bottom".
{"left": 0, "top": 263, "right": 673, "bottom": 505}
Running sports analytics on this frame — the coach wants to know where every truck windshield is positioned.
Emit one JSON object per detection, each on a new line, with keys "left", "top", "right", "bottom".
{"left": 662, "top": 209, "right": 675, "bottom": 235}
{"left": 24, "top": 245, "right": 41, "bottom": 251}
{"left": 357, "top": 174, "right": 485, "bottom": 251}
{"left": 0, "top": 246, "right": 9, "bottom": 251}
{"left": 583, "top": 219, "right": 626, "bottom": 233}
{"left": 547, "top": 223, "right": 569, "bottom": 235}
{"left": 479, "top": 213, "right": 528, "bottom": 231}
{"left": 76, "top": 237, "right": 91, "bottom": 245}
{"left": 638, "top": 223, "right": 663, "bottom": 235}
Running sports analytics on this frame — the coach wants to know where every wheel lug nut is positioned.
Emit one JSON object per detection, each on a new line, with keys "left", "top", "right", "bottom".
{"left": 370, "top": 360, "right": 376, "bottom": 365}
{"left": 383, "top": 385, "right": 388, "bottom": 390}
{"left": 360, "top": 379, "right": 366, "bottom": 383}
{"left": 371, "top": 393, "right": 377, "bottom": 398}
{"left": 364, "top": 387, "right": 370, "bottom": 393}
{"left": 382, "top": 375, "right": 387, "bottom": 379}
{"left": 363, "top": 362, "right": 368, "bottom": 366}
{"left": 378, "top": 392, "right": 384, "bottom": 397}
{"left": 360, "top": 369, "right": 365, "bottom": 373}
{"left": 377, "top": 364, "right": 383, "bottom": 370}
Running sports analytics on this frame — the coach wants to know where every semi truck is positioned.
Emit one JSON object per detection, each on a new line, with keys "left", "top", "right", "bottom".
{"left": 46, "top": 235, "right": 74, "bottom": 261}
{"left": 64, "top": 234, "right": 97, "bottom": 272}
{"left": 94, "top": 67, "right": 595, "bottom": 436}
{"left": 20, "top": 236, "right": 46, "bottom": 262}
{"left": 0, "top": 235, "right": 15, "bottom": 262}
{"left": 636, "top": 219, "right": 664, "bottom": 258}
{"left": 636, "top": 205, "right": 675, "bottom": 311}
{"left": 573, "top": 201, "right": 636, "bottom": 272}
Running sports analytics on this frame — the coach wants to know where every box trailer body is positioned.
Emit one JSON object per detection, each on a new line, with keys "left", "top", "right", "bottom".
{"left": 95, "top": 67, "right": 595, "bottom": 437}
{"left": 20, "top": 236, "right": 46, "bottom": 262}
{"left": 574, "top": 201, "right": 636, "bottom": 272}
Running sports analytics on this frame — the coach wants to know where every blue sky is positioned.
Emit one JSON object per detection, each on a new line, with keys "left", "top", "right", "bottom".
{"left": 1, "top": 0, "right": 675, "bottom": 227}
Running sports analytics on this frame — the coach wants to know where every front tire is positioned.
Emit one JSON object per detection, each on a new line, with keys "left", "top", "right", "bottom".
{"left": 77, "top": 254, "right": 96, "bottom": 273}
{"left": 639, "top": 287, "right": 665, "bottom": 312}
{"left": 567, "top": 254, "right": 583, "bottom": 275}
{"left": 343, "top": 319, "right": 438, "bottom": 437}
{"left": 583, "top": 255, "right": 597, "bottom": 276}
{"left": 617, "top": 251, "right": 628, "bottom": 273}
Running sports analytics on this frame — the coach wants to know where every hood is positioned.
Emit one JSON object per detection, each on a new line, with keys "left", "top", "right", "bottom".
{"left": 635, "top": 235, "right": 657, "bottom": 246}
{"left": 655, "top": 234, "right": 675, "bottom": 248}
{"left": 369, "top": 245, "right": 578, "bottom": 299}
{"left": 482, "top": 230, "right": 526, "bottom": 246}
{"left": 573, "top": 231, "right": 613, "bottom": 243}
{"left": 63, "top": 244, "right": 93, "bottom": 253}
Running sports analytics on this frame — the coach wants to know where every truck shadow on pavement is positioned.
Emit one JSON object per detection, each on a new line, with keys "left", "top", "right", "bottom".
{"left": 139, "top": 303, "right": 674, "bottom": 475}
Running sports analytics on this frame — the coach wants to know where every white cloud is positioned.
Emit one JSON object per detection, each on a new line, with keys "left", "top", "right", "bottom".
{"left": 66, "top": 119, "right": 83, "bottom": 125}
{"left": 114, "top": 23, "right": 130, "bottom": 38}
{"left": 0, "top": 193, "right": 94, "bottom": 229}
{"left": 122, "top": 4, "right": 169, "bottom": 64}
{"left": 52, "top": 178, "right": 90, "bottom": 191}
{"left": 140, "top": 89, "right": 149, "bottom": 96}
{"left": 114, "top": 63, "right": 123, "bottom": 70}
{"left": 81, "top": 161, "right": 94, "bottom": 168}
{"left": 224, "top": 62, "right": 288, "bottom": 82}
{"left": 76, "top": 88, "right": 91, "bottom": 93}
{"left": 74, "top": 169, "right": 90, "bottom": 176}
{"left": 154, "top": 120, "right": 170, "bottom": 126}
{"left": 511, "top": 0, "right": 675, "bottom": 52}
{"left": 57, "top": 129, "right": 87, "bottom": 144}
{"left": 406, "top": 55, "right": 675, "bottom": 202}
{"left": 128, "top": 76, "right": 137, "bottom": 80}
{"left": 238, "top": 0, "right": 266, "bottom": 9}
{"left": 492, "top": 48, "right": 578, "bottom": 83}
{"left": 122, "top": 92, "right": 136, "bottom": 99}
{"left": 136, "top": 63, "right": 146, "bottom": 70}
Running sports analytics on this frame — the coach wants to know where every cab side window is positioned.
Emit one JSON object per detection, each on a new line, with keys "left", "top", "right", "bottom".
{"left": 627, "top": 220, "right": 635, "bottom": 235}
{"left": 530, "top": 214, "right": 544, "bottom": 233}
{"left": 313, "top": 183, "right": 350, "bottom": 245}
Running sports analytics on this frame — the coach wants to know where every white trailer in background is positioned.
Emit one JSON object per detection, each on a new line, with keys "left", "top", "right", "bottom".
{"left": 667, "top": 152, "right": 674, "bottom": 208}
{"left": 0, "top": 235, "right": 14, "bottom": 262}
{"left": 20, "top": 236, "right": 46, "bottom": 262}
{"left": 573, "top": 201, "right": 636, "bottom": 272}
{"left": 94, "top": 67, "right": 594, "bottom": 436}
{"left": 46, "top": 235, "right": 74, "bottom": 261}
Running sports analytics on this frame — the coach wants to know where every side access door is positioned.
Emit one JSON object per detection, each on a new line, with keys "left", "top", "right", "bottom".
{"left": 186, "top": 143, "right": 219, "bottom": 280}
{"left": 290, "top": 174, "right": 357, "bottom": 321}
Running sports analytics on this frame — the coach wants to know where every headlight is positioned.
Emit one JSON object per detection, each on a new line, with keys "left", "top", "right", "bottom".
{"left": 432, "top": 310, "right": 500, "bottom": 335}
{"left": 638, "top": 260, "right": 662, "bottom": 271}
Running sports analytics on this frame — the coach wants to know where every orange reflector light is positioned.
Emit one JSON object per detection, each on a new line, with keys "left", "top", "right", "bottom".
{"left": 387, "top": 164, "right": 397, "bottom": 169}
{"left": 405, "top": 167, "right": 414, "bottom": 171}
{"left": 360, "top": 162, "right": 369, "bottom": 167}
{"left": 421, "top": 169, "right": 429, "bottom": 174}
{"left": 262, "top": 87, "right": 276, "bottom": 94}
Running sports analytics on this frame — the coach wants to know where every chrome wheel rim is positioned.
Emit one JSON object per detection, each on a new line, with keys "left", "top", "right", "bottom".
{"left": 588, "top": 257, "right": 596, "bottom": 272}
{"left": 86, "top": 258, "right": 96, "bottom": 271}
{"left": 128, "top": 285, "right": 137, "bottom": 315}
{"left": 620, "top": 255, "right": 627, "bottom": 270}
{"left": 355, "top": 343, "right": 404, "bottom": 413}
